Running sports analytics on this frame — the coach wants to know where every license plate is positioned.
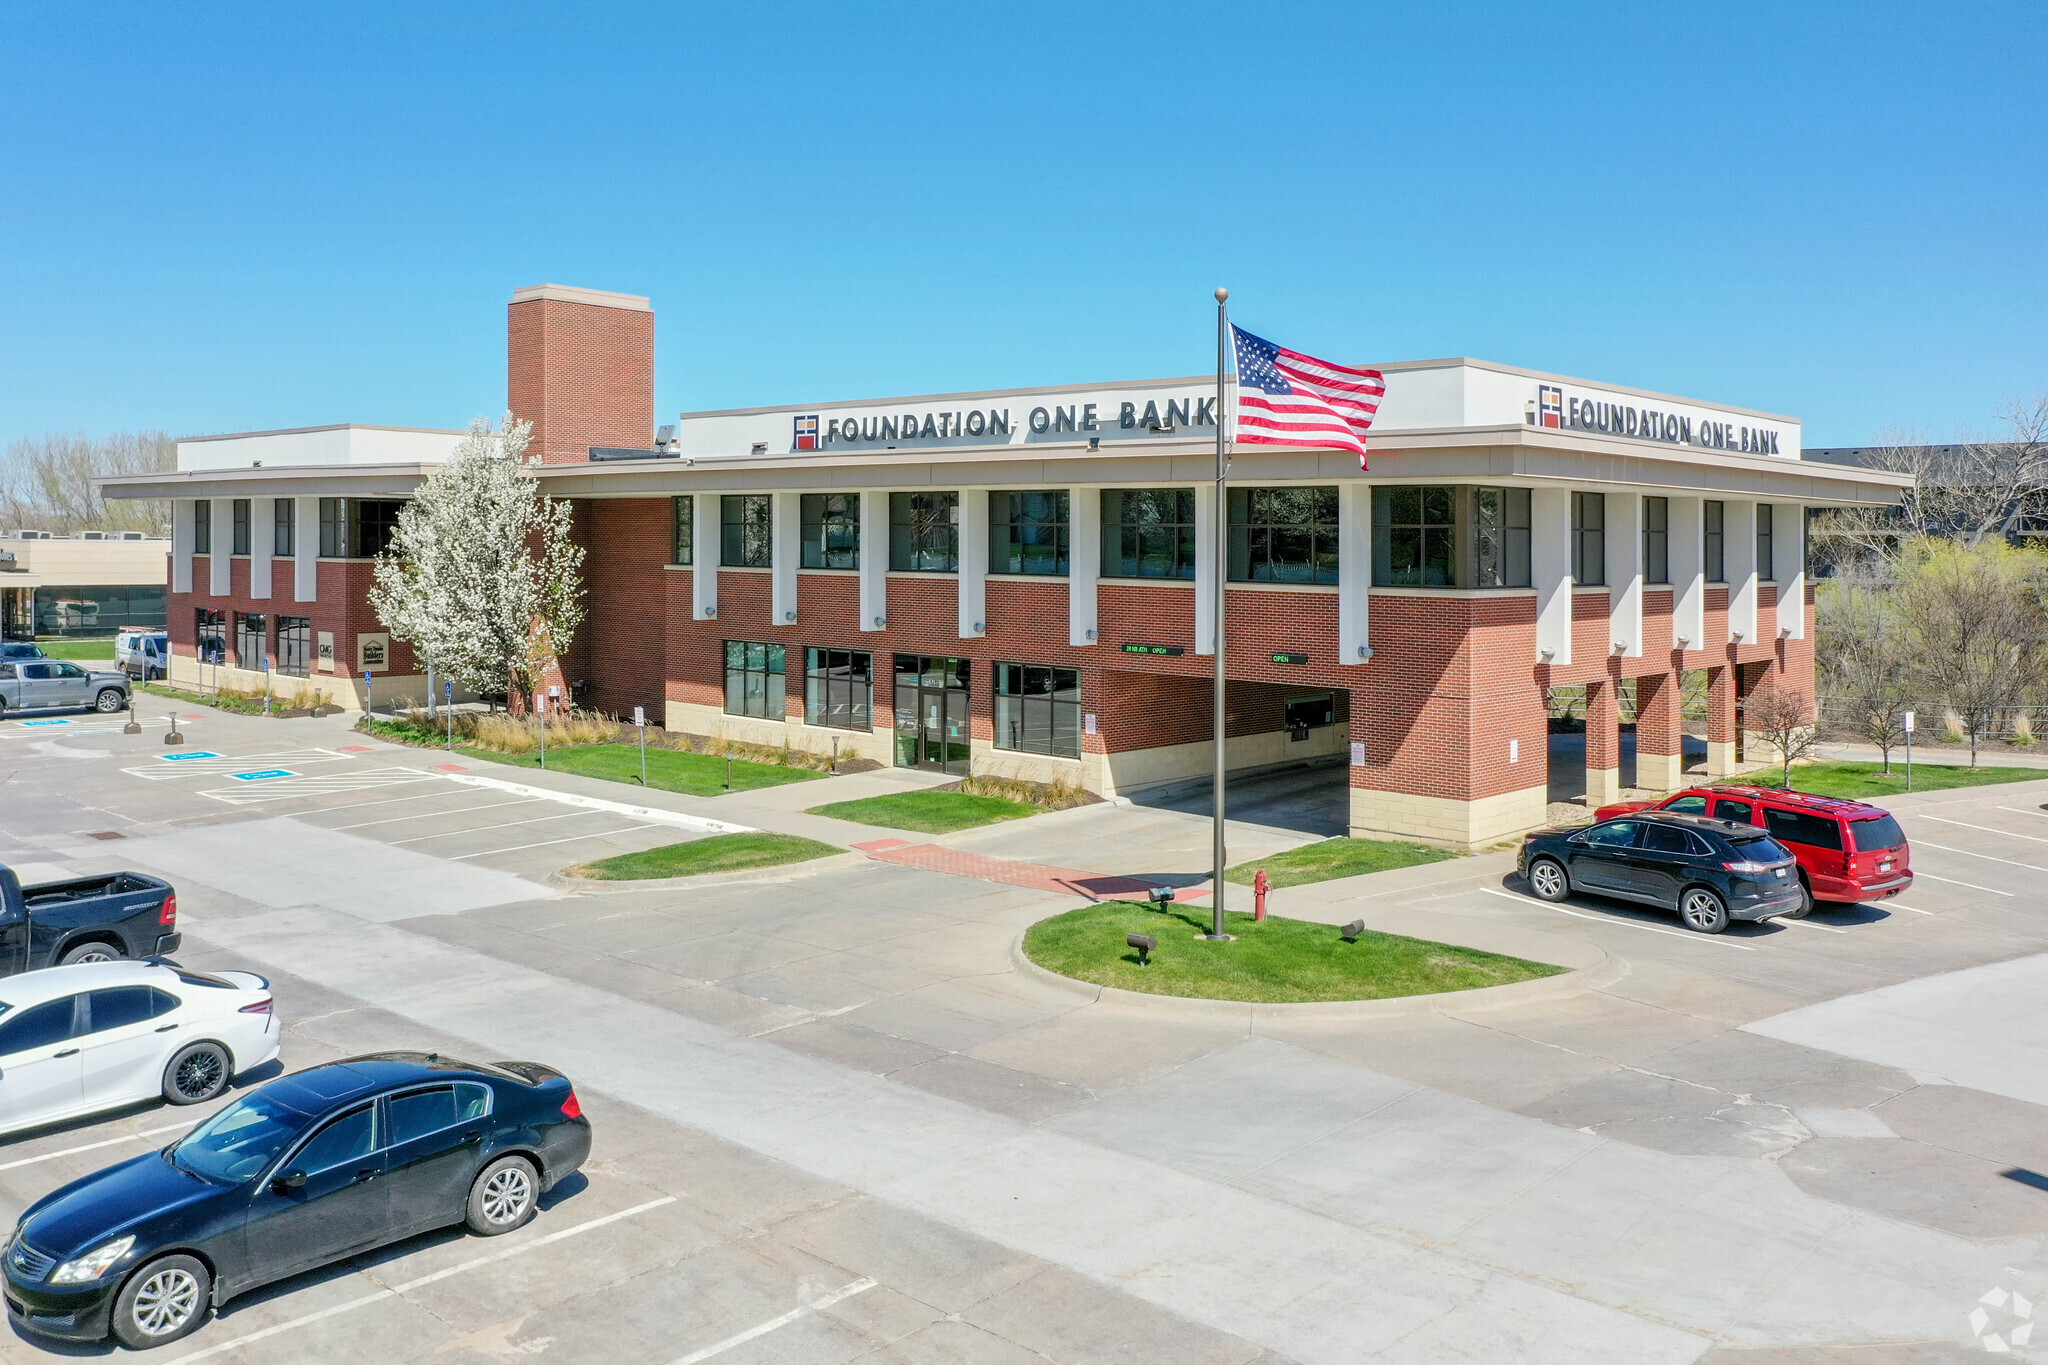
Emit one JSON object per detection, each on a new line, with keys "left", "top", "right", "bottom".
{"left": 1774, "top": 867, "right": 1786, "bottom": 878}
{"left": 1880, "top": 861, "right": 1893, "bottom": 872}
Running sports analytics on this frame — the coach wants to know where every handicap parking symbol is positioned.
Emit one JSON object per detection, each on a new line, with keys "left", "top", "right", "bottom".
{"left": 158, "top": 751, "right": 222, "bottom": 762}
{"left": 20, "top": 719, "right": 72, "bottom": 727}
{"left": 228, "top": 769, "right": 297, "bottom": 782}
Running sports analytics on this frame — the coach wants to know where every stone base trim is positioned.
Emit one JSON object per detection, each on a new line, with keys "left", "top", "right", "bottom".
{"left": 1705, "top": 740, "right": 1738, "bottom": 777}
{"left": 664, "top": 701, "right": 897, "bottom": 766}
{"left": 1635, "top": 751, "right": 1683, "bottom": 792}
{"left": 1095, "top": 724, "right": 1347, "bottom": 798}
{"left": 1349, "top": 784, "right": 1548, "bottom": 850}
{"left": 1586, "top": 766, "right": 1622, "bottom": 807}
{"left": 167, "top": 656, "right": 432, "bottom": 710}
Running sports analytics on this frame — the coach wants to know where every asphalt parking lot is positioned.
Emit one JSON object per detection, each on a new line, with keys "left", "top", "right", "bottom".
{"left": 2, "top": 703, "right": 2046, "bottom": 1361}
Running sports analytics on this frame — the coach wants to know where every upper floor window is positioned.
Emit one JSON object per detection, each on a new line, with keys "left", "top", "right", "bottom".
{"left": 721, "top": 494, "right": 771, "bottom": 568}
{"left": 989, "top": 491, "right": 1069, "bottom": 575}
{"left": 1101, "top": 488, "right": 1195, "bottom": 580}
{"left": 1229, "top": 487, "right": 1337, "bottom": 584}
{"left": 319, "top": 498, "right": 345, "bottom": 557}
{"left": 273, "top": 498, "right": 294, "bottom": 557}
{"left": 316, "top": 498, "right": 402, "bottom": 558}
{"left": 231, "top": 499, "right": 251, "bottom": 555}
{"left": 672, "top": 496, "right": 693, "bottom": 566}
{"left": 1571, "top": 492, "right": 1606, "bottom": 586}
{"left": 1372, "top": 487, "right": 1453, "bottom": 587}
{"left": 1756, "top": 503, "right": 1775, "bottom": 581}
{"left": 1473, "top": 487, "right": 1532, "bottom": 588}
{"left": 1704, "top": 500, "right": 1726, "bottom": 582}
{"left": 193, "top": 501, "right": 212, "bottom": 555}
{"left": 1643, "top": 496, "right": 1670, "bottom": 585}
{"left": 801, "top": 493, "right": 859, "bottom": 569}
{"left": 890, "top": 492, "right": 959, "bottom": 572}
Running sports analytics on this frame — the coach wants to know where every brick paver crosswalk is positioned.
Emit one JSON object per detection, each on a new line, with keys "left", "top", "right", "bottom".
{"left": 857, "top": 841, "right": 1208, "bottom": 901}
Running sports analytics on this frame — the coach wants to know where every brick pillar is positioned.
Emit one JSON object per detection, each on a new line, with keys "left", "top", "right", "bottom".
{"left": 507, "top": 284, "right": 656, "bottom": 465}
{"left": 1635, "top": 671, "right": 1683, "bottom": 791}
{"left": 1706, "top": 663, "right": 1738, "bottom": 776}
{"left": 1585, "top": 676, "right": 1621, "bottom": 805}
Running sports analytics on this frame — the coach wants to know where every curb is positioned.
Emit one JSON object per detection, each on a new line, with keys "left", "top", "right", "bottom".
{"left": 547, "top": 849, "right": 867, "bottom": 894}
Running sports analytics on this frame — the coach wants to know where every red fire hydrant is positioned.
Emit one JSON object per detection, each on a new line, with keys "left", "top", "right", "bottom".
{"left": 1253, "top": 869, "right": 1271, "bottom": 921}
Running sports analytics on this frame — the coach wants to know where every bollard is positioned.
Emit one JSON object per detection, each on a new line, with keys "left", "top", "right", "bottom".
{"left": 1253, "top": 868, "right": 1271, "bottom": 922}
{"left": 164, "top": 712, "right": 184, "bottom": 746}
{"left": 123, "top": 699, "right": 141, "bottom": 736}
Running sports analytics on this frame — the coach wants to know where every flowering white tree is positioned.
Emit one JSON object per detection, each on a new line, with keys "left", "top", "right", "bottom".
{"left": 370, "top": 414, "right": 584, "bottom": 710}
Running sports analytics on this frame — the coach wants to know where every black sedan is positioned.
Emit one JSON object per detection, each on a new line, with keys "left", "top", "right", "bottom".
{"left": 4, "top": 1051, "right": 591, "bottom": 1350}
{"left": 1519, "top": 811, "right": 1803, "bottom": 933}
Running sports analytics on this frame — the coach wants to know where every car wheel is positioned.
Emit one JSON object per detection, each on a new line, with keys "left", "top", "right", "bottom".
{"left": 1782, "top": 879, "right": 1813, "bottom": 919}
{"left": 163, "top": 1041, "right": 232, "bottom": 1105}
{"left": 1679, "top": 887, "right": 1731, "bottom": 934}
{"left": 1526, "top": 857, "right": 1570, "bottom": 902}
{"left": 466, "top": 1155, "right": 539, "bottom": 1236}
{"left": 111, "top": 1254, "right": 210, "bottom": 1349}
{"left": 58, "top": 940, "right": 124, "bottom": 966}
{"left": 95, "top": 687, "right": 126, "bottom": 713}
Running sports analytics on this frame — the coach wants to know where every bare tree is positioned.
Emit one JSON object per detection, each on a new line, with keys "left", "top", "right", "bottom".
{"left": 1745, "top": 676, "right": 1820, "bottom": 789}
{"left": 1894, "top": 538, "right": 2047, "bottom": 768}
{"left": 0, "top": 431, "right": 175, "bottom": 534}
{"left": 1816, "top": 572, "right": 1913, "bottom": 770}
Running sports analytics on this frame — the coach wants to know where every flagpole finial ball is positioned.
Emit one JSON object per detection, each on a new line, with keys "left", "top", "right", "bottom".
{"left": 1214, "top": 287, "right": 1229, "bottom": 303}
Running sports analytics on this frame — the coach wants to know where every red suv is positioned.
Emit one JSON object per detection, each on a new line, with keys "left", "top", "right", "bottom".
{"left": 1594, "top": 786, "right": 1912, "bottom": 916}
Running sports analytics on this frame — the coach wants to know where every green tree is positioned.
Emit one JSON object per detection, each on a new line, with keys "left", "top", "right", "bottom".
{"left": 1892, "top": 538, "right": 2048, "bottom": 768}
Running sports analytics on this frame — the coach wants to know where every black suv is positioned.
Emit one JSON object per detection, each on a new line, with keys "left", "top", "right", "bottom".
{"left": 1519, "top": 811, "right": 1802, "bottom": 933}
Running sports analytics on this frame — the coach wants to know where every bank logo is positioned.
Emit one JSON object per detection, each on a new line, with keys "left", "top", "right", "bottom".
{"left": 1968, "top": 1273, "right": 2035, "bottom": 1353}
{"left": 793, "top": 414, "right": 820, "bottom": 451}
{"left": 1537, "top": 384, "right": 1563, "bottom": 429}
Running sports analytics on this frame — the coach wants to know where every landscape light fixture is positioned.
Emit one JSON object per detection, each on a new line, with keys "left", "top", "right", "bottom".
{"left": 1127, "top": 932, "right": 1157, "bottom": 967}
{"left": 1148, "top": 886, "right": 1176, "bottom": 907}
{"left": 1341, "top": 919, "right": 1365, "bottom": 942}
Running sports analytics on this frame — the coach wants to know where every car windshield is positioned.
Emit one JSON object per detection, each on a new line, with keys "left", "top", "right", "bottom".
{"left": 1730, "top": 834, "right": 1793, "bottom": 862}
{"left": 1850, "top": 815, "right": 1906, "bottom": 852}
{"left": 170, "top": 1092, "right": 313, "bottom": 1183}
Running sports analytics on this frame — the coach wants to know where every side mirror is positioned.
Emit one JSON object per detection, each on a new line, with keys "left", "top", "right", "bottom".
{"left": 272, "top": 1170, "right": 307, "bottom": 1194}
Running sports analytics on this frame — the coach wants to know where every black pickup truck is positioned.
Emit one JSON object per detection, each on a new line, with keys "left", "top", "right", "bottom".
{"left": 0, "top": 864, "right": 180, "bottom": 975}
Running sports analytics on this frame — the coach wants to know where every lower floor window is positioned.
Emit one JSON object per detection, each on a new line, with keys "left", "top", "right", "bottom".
{"left": 276, "top": 616, "right": 311, "bottom": 677}
{"left": 235, "top": 613, "right": 267, "bottom": 671}
{"left": 196, "top": 608, "right": 226, "bottom": 664}
{"left": 805, "top": 648, "right": 873, "bottom": 730}
{"left": 724, "top": 640, "right": 785, "bottom": 719}
{"left": 995, "top": 663, "right": 1081, "bottom": 758}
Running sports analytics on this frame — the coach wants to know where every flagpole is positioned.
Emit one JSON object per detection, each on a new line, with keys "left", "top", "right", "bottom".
{"left": 1211, "top": 287, "right": 1231, "bottom": 941}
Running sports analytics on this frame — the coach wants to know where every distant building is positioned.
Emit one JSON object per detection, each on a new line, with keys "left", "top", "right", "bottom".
{"left": 0, "top": 531, "right": 169, "bottom": 639}
{"left": 1804, "top": 445, "right": 2047, "bottom": 561}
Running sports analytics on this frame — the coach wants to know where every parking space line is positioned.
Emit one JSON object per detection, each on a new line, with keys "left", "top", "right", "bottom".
{"left": 166, "top": 1195, "right": 677, "bottom": 1364}
{"left": 389, "top": 807, "right": 612, "bottom": 844}
{"left": 1476, "top": 886, "right": 1756, "bottom": 949}
{"left": 1891, "top": 904, "right": 1938, "bottom": 915}
{"left": 1909, "top": 870, "right": 2014, "bottom": 896}
{"left": 1775, "top": 917, "right": 1851, "bottom": 934}
{"left": 449, "top": 823, "right": 666, "bottom": 860}
{"left": 330, "top": 798, "right": 542, "bottom": 831}
{"left": 1996, "top": 805, "right": 2048, "bottom": 820}
{"left": 669, "top": 1278, "right": 876, "bottom": 1365}
{"left": 282, "top": 787, "right": 473, "bottom": 816}
{"left": 1915, "top": 814, "right": 2048, "bottom": 845}
{"left": 1912, "top": 840, "right": 2048, "bottom": 873}
{"left": 0, "top": 1121, "right": 189, "bottom": 1172}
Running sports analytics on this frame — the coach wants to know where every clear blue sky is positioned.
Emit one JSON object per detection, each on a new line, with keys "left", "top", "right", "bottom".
{"left": 1, "top": 1, "right": 2041, "bottom": 450}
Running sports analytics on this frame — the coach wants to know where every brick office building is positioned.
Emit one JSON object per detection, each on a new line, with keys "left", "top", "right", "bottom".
{"left": 104, "top": 284, "right": 1909, "bottom": 847}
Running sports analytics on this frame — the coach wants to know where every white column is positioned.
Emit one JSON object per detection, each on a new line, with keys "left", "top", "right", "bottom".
{"left": 691, "top": 494, "right": 720, "bottom": 622}
{"left": 1608, "top": 492, "right": 1644, "bottom": 659}
{"left": 249, "top": 497, "right": 274, "bottom": 599}
{"left": 1067, "top": 485, "right": 1099, "bottom": 647}
{"left": 1337, "top": 481, "right": 1371, "bottom": 663}
{"left": 1725, "top": 499, "right": 1758, "bottom": 646}
{"left": 1532, "top": 488, "right": 1573, "bottom": 665}
{"left": 171, "top": 500, "right": 194, "bottom": 594}
{"left": 294, "top": 497, "right": 319, "bottom": 602}
{"left": 1669, "top": 496, "right": 1704, "bottom": 652}
{"left": 959, "top": 490, "right": 988, "bottom": 639}
{"left": 1776, "top": 502, "right": 1806, "bottom": 640}
{"left": 858, "top": 490, "right": 887, "bottom": 631}
{"left": 208, "top": 498, "right": 231, "bottom": 597}
{"left": 1194, "top": 482, "right": 1217, "bottom": 655}
{"left": 771, "top": 491, "right": 800, "bottom": 627}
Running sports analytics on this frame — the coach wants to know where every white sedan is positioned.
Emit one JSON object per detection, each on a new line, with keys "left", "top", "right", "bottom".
{"left": 0, "top": 963, "right": 280, "bottom": 1136}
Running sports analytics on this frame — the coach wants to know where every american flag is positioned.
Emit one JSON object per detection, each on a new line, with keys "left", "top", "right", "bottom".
{"left": 1230, "top": 326, "right": 1384, "bottom": 469}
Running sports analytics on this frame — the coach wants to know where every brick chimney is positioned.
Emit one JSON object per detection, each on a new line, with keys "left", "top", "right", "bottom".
{"left": 506, "top": 284, "right": 654, "bottom": 464}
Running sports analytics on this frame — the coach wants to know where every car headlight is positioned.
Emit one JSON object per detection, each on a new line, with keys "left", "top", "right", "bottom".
{"left": 50, "top": 1235, "right": 134, "bottom": 1284}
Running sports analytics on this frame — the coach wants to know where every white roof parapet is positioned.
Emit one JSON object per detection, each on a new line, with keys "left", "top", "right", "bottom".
{"left": 511, "top": 283, "right": 651, "bottom": 311}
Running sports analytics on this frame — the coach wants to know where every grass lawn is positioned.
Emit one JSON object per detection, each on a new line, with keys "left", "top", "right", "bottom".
{"left": 806, "top": 789, "right": 1040, "bottom": 834}
{"left": 36, "top": 638, "right": 116, "bottom": 660}
{"left": 1225, "top": 836, "right": 1459, "bottom": 889}
{"left": 1732, "top": 759, "right": 2047, "bottom": 800}
{"left": 456, "top": 742, "right": 826, "bottom": 797}
{"left": 1024, "top": 901, "right": 1563, "bottom": 1003}
{"left": 568, "top": 832, "right": 840, "bottom": 880}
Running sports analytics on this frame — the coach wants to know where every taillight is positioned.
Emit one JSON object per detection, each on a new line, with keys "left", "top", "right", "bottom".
{"left": 1723, "top": 860, "right": 1775, "bottom": 873}
{"left": 239, "top": 998, "right": 273, "bottom": 1014}
{"left": 159, "top": 895, "right": 176, "bottom": 927}
{"left": 560, "top": 1088, "right": 583, "bottom": 1120}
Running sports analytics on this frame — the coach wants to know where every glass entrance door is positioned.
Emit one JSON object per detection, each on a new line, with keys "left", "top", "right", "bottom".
{"left": 893, "top": 656, "right": 970, "bottom": 774}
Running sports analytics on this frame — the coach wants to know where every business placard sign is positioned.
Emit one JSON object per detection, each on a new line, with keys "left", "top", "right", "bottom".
{"left": 1531, "top": 382, "right": 1786, "bottom": 456}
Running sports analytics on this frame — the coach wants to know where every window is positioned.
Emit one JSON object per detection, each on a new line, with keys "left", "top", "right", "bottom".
{"left": 1704, "top": 500, "right": 1725, "bottom": 582}
{"left": 231, "top": 499, "right": 251, "bottom": 555}
{"left": 1372, "top": 487, "right": 1454, "bottom": 587}
{"left": 1231, "top": 487, "right": 1339, "bottom": 583}
{"left": 387, "top": 1087, "right": 460, "bottom": 1145}
{"left": 193, "top": 501, "right": 212, "bottom": 554}
{"left": 235, "top": 612, "right": 268, "bottom": 671}
{"left": 995, "top": 663, "right": 1081, "bottom": 758}
{"left": 805, "top": 648, "right": 873, "bottom": 731}
{"left": 1711, "top": 797, "right": 1755, "bottom": 824}
{"left": 889, "top": 492, "right": 959, "bottom": 571}
{"left": 1583, "top": 820, "right": 1638, "bottom": 848}
{"left": 1101, "top": 489, "right": 1195, "bottom": 580}
{"left": 723, "top": 640, "right": 785, "bottom": 719}
{"left": 274, "top": 498, "right": 295, "bottom": 557}
{"left": 350, "top": 500, "right": 402, "bottom": 557}
{"left": 1473, "top": 487, "right": 1532, "bottom": 588}
{"left": 1762, "top": 806, "right": 1840, "bottom": 850}
{"left": 84, "top": 986, "right": 175, "bottom": 1034}
{"left": 1643, "top": 496, "right": 1670, "bottom": 585}
{"left": 295, "top": 1105, "right": 376, "bottom": 1174}
{"left": 721, "top": 494, "right": 772, "bottom": 567}
{"left": 1756, "top": 503, "right": 1775, "bottom": 581}
{"left": 454, "top": 1082, "right": 492, "bottom": 1121}
{"left": 319, "top": 498, "right": 345, "bottom": 558}
{"left": 0, "top": 997, "right": 77, "bottom": 1056}
{"left": 1849, "top": 815, "right": 1905, "bottom": 852}
{"left": 1641, "top": 824, "right": 1697, "bottom": 856}
{"left": 1663, "top": 795, "right": 1709, "bottom": 815}
{"left": 1571, "top": 492, "right": 1606, "bottom": 585}
{"left": 276, "top": 616, "right": 311, "bottom": 677}
{"left": 671, "top": 495, "right": 693, "bottom": 565}
{"left": 801, "top": 494, "right": 860, "bottom": 569}
{"left": 196, "top": 608, "right": 227, "bottom": 664}
{"left": 989, "top": 491, "right": 1069, "bottom": 575}
{"left": 170, "top": 1092, "right": 311, "bottom": 1183}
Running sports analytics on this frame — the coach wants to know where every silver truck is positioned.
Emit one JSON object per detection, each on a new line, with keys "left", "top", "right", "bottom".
{"left": 0, "top": 658, "right": 131, "bottom": 716}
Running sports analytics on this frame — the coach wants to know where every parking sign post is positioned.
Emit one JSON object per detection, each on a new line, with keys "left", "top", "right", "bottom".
{"left": 1902, "top": 709, "right": 1915, "bottom": 792}
{"left": 363, "top": 670, "right": 374, "bottom": 724}
{"left": 633, "top": 705, "right": 647, "bottom": 786}
{"left": 263, "top": 655, "right": 272, "bottom": 715}
{"left": 444, "top": 679, "right": 454, "bottom": 750}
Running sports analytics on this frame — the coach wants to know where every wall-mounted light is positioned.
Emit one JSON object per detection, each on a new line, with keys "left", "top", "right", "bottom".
{"left": 1732, "top": 630, "right": 1745, "bottom": 642}
{"left": 1676, "top": 635, "right": 1691, "bottom": 648}
{"left": 872, "top": 616, "right": 886, "bottom": 629}
{"left": 1613, "top": 641, "right": 1627, "bottom": 654}
{"left": 703, "top": 606, "right": 718, "bottom": 619}
{"left": 1540, "top": 647, "right": 1556, "bottom": 660}
{"left": 1356, "top": 645, "right": 1372, "bottom": 660}
{"left": 1085, "top": 628, "right": 1099, "bottom": 640}
{"left": 972, "top": 621, "right": 985, "bottom": 633}
{"left": 784, "top": 610, "right": 797, "bottom": 623}
{"left": 1778, "top": 625, "right": 1793, "bottom": 638}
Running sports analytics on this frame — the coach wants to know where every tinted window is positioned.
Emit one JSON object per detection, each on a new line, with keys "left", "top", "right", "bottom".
{"left": 1763, "top": 807, "right": 1842, "bottom": 850}
{"left": 0, "top": 997, "right": 77, "bottom": 1054}
{"left": 20, "top": 663, "right": 55, "bottom": 680}
{"left": 455, "top": 1082, "right": 492, "bottom": 1121}
{"left": 1583, "top": 821, "right": 1639, "bottom": 848}
{"left": 295, "top": 1106, "right": 376, "bottom": 1173}
{"left": 1663, "top": 795, "right": 1708, "bottom": 815}
{"left": 387, "top": 1087, "right": 458, "bottom": 1145}
{"left": 1641, "top": 824, "right": 1693, "bottom": 855}
{"left": 172, "top": 1092, "right": 312, "bottom": 1183}
{"left": 55, "top": 662, "right": 86, "bottom": 678}
{"left": 1712, "top": 799, "right": 1755, "bottom": 824}
{"left": 1850, "top": 815, "right": 1906, "bottom": 852}
{"left": 1731, "top": 835, "right": 1793, "bottom": 862}
{"left": 84, "top": 987, "right": 161, "bottom": 1033}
